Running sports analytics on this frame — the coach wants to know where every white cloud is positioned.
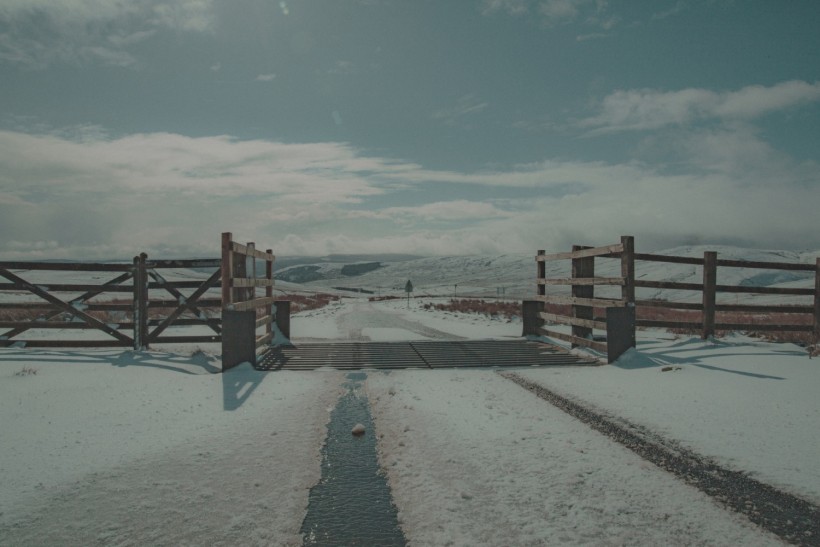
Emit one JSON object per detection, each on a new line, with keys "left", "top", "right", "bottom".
{"left": 482, "top": 0, "right": 617, "bottom": 30}
{"left": 353, "top": 201, "right": 513, "bottom": 224}
{"left": 539, "top": 0, "right": 583, "bottom": 23}
{"left": 0, "top": 0, "right": 216, "bottom": 68}
{"left": 256, "top": 73, "right": 276, "bottom": 81}
{"left": 0, "top": 127, "right": 817, "bottom": 259}
{"left": 432, "top": 95, "right": 489, "bottom": 126}
{"left": 580, "top": 80, "right": 820, "bottom": 135}
{"left": 480, "top": 0, "right": 531, "bottom": 16}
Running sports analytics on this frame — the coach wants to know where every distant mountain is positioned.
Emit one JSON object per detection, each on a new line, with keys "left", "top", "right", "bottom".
{"left": 271, "top": 246, "right": 819, "bottom": 302}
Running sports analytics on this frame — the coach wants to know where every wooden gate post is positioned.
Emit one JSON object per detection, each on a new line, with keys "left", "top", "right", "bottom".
{"left": 221, "top": 232, "right": 234, "bottom": 310}
{"left": 132, "top": 255, "right": 142, "bottom": 350}
{"left": 523, "top": 250, "right": 546, "bottom": 336}
{"left": 132, "top": 253, "right": 148, "bottom": 350}
{"left": 619, "top": 235, "right": 636, "bottom": 349}
{"left": 620, "top": 236, "right": 635, "bottom": 305}
{"left": 813, "top": 257, "right": 820, "bottom": 350}
{"left": 266, "top": 248, "right": 274, "bottom": 339}
{"left": 702, "top": 251, "right": 717, "bottom": 339}
{"left": 571, "top": 245, "right": 594, "bottom": 347}
{"left": 275, "top": 300, "right": 291, "bottom": 339}
{"left": 245, "top": 241, "right": 256, "bottom": 304}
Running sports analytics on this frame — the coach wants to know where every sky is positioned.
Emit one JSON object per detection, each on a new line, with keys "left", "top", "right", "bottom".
{"left": 1, "top": 0, "right": 819, "bottom": 259}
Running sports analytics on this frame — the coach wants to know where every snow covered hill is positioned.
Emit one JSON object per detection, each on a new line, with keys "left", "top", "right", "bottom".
{"left": 274, "top": 245, "right": 819, "bottom": 303}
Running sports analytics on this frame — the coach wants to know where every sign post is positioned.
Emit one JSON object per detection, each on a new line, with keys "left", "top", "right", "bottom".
{"left": 404, "top": 279, "right": 413, "bottom": 308}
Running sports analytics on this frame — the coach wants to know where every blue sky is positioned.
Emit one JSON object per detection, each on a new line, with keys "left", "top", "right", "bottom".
{"left": 1, "top": 0, "right": 819, "bottom": 258}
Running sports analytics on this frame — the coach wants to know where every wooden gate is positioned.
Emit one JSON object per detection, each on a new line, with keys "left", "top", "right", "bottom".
{"left": 0, "top": 256, "right": 221, "bottom": 349}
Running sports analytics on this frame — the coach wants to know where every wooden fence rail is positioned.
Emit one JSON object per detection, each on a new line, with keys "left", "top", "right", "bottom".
{"left": 0, "top": 256, "right": 222, "bottom": 349}
{"left": 1, "top": 233, "right": 288, "bottom": 369}
{"left": 220, "top": 232, "right": 289, "bottom": 371}
{"left": 526, "top": 236, "right": 820, "bottom": 361}
{"left": 527, "top": 236, "right": 636, "bottom": 363}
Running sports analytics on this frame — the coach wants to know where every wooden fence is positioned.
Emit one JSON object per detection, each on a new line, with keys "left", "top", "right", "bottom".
{"left": 0, "top": 256, "right": 221, "bottom": 349}
{"left": 524, "top": 236, "right": 820, "bottom": 362}
{"left": 220, "top": 232, "right": 289, "bottom": 370}
{"left": 0, "top": 233, "right": 290, "bottom": 369}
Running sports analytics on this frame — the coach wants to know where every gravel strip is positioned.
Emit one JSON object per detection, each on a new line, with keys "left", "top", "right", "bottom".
{"left": 501, "top": 371, "right": 820, "bottom": 546}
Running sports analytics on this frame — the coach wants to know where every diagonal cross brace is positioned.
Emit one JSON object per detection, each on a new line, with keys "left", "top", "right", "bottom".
{"left": 0, "top": 271, "right": 133, "bottom": 340}
{"left": 0, "top": 268, "right": 133, "bottom": 344}
{"left": 147, "top": 268, "right": 222, "bottom": 342}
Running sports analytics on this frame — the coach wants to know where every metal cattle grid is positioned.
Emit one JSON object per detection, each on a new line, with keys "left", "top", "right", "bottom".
{"left": 255, "top": 339, "right": 597, "bottom": 371}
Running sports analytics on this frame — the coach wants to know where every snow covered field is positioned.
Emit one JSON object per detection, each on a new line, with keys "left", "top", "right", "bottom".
{"left": 1, "top": 291, "right": 818, "bottom": 545}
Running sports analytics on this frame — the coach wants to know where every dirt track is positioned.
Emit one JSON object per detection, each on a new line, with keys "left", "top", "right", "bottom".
{"left": 502, "top": 372, "right": 820, "bottom": 546}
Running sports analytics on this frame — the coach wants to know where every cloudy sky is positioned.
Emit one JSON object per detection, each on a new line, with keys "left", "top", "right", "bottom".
{"left": 1, "top": 0, "right": 819, "bottom": 259}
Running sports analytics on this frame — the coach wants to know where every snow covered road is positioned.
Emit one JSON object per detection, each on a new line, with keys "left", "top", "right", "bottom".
{"left": 365, "top": 369, "right": 783, "bottom": 546}
{"left": 0, "top": 356, "right": 344, "bottom": 546}
{"left": 2, "top": 298, "right": 817, "bottom": 545}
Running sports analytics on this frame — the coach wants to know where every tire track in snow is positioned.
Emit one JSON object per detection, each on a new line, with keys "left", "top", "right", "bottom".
{"left": 501, "top": 371, "right": 820, "bottom": 546}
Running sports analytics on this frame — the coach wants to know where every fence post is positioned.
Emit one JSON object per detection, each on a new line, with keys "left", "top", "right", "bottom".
{"left": 620, "top": 236, "right": 635, "bottom": 305}
{"left": 221, "top": 232, "right": 233, "bottom": 310}
{"left": 571, "top": 245, "right": 594, "bottom": 348}
{"left": 131, "top": 253, "right": 149, "bottom": 350}
{"left": 246, "top": 241, "right": 256, "bottom": 304}
{"left": 702, "top": 251, "right": 717, "bottom": 339}
{"left": 606, "top": 236, "right": 638, "bottom": 356}
{"left": 132, "top": 255, "right": 141, "bottom": 350}
{"left": 813, "top": 257, "right": 820, "bottom": 351}
{"left": 266, "top": 249, "right": 273, "bottom": 339}
{"left": 275, "top": 300, "right": 291, "bottom": 339}
{"left": 524, "top": 250, "right": 546, "bottom": 336}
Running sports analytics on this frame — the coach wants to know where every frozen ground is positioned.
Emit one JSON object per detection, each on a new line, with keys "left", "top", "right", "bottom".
{"left": 1, "top": 296, "right": 817, "bottom": 545}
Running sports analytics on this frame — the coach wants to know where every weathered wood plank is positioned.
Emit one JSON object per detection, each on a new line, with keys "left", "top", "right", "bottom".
{"left": 536, "top": 243, "right": 623, "bottom": 262}
{"left": 230, "top": 278, "right": 275, "bottom": 288}
{"left": 0, "top": 268, "right": 132, "bottom": 344}
{"left": 0, "top": 271, "right": 134, "bottom": 340}
{"left": 634, "top": 253, "right": 704, "bottom": 266}
{"left": 714, "top": 323, "right": 812, "bottom": 332}
{"left": 221, "top": 232, "right": 233, "bottom": 308}
{"left": 150, "top": 335, "right": 221, "bottom": 344}
{"left": 147, "top": 268, "right": 223, "bottom": 342}
{"left": 229, "top": 241, "right": 275, "bottom": 262}
{"left": 536, "top": 327, "right": 607, "bottom": 353}
{"left": 538, "top": 277, "right": 625, "bottom": 286}
{"left": 536, "top": 295, "right": 627, "bottom": 308}
{"left": 636, "top": 320, "right": 702, "bottom": 330}
{"left": 571, "top": 246, "right": 595, "bottom": 346}
{"left": 256, "top": 331, "right": 274, "bottom": 348}
{"left": 635, "top": 280, "right": 704, "bottom": 291}
{"left": 814, "top": 258, "right": 820, "bottom": 343}
{"left": 715, "top": 304, "right": 813, "bottom": 314}
{"left": 714, "top": 285, "right": 814, "bottom": 296}
{"left": 0, "top": 339, "right": 128, "bottom": 348}
{"left": 621, "top": 236, "right": 635, "bottom": 306}
{"left": 266, "top": 248, "right": 273, "bottom": 337}
{"left": 635, "top": 300, "right": 703, "bottom": 311}
{"left": 702, "top": 251, "right": 717, "bottom": 339}
{"left": 0, "top": 262, "right": 132, "bottom": 272}
{"left": 715, "top": 258, "right": 816, "bottom": 271}
{"left": 0, "top": 283, "right": 134, "bottom": 292}
{"left": 147, "top": 259, "right": 221, "bottom": 269}
{"left": 256, "top": 315, "right": 273, "bottom": 329}
{"left": 146, "top": 280, "right": 219, "bottom": 290}
{"left": 147, "top": 299, "right": 222, "bottom": 308}
{"left": 227, "top": 296, "right": 278, "bottom": 312}
{"left": 0, "top": 321, "right": 125, "bottom": 329}
{"left": 538, "top": 312, "right": 607, "bottom": 331}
